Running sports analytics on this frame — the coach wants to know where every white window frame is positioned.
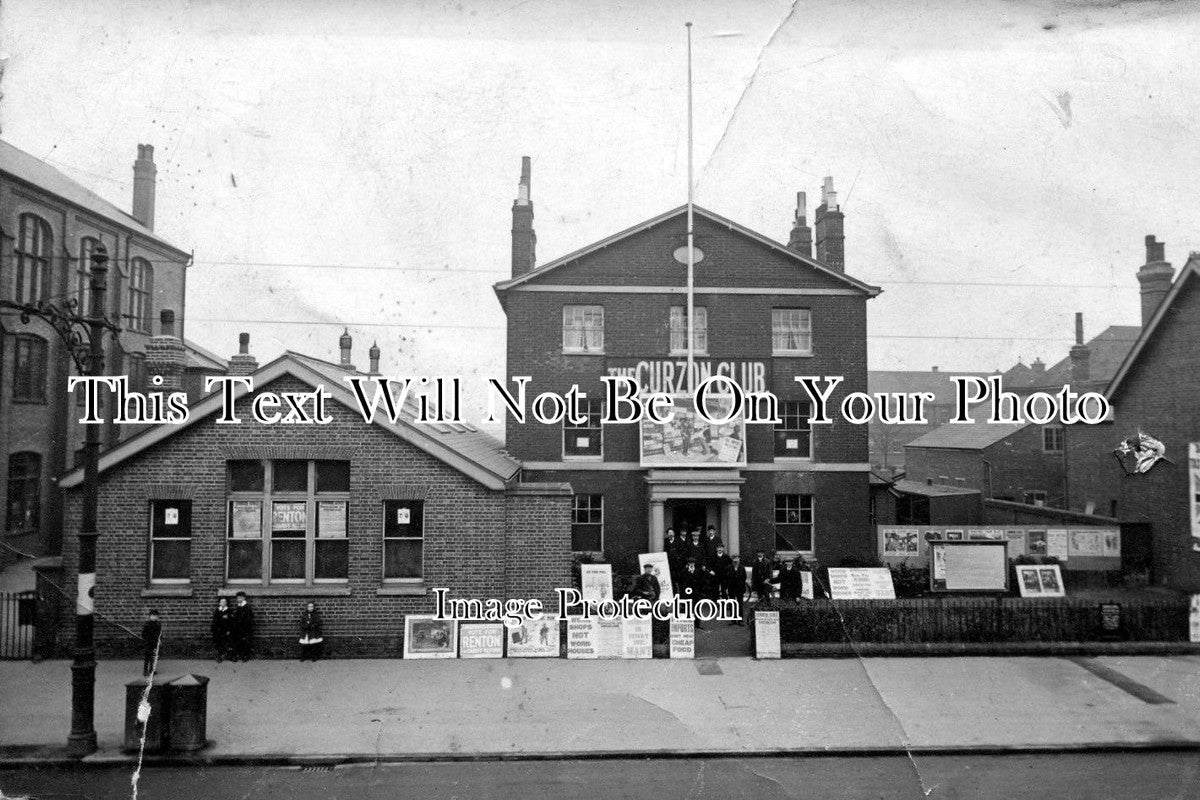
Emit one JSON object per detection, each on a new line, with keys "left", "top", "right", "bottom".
{"left": 571, "top": 493, "right": 604, "bottom": 553}
{"left": 669, "top": 305, "right": 708, "bottom": 355}
{"left": 773, "top": 494, "right": 814, "bottom": 556}
{"left": 382, "top": 499, "right": 424, "bottom": 583}
{"left": 562, "top": 305, "right": 604, "bottom": 354}
{"left": 562, "top": 398, "right": 604, "bottom": 460}
{"left": 773, "top": 399, "right": 813, "bottom": 461}
{"left": 149, "top": 499, "right": 192, "bottom": 585}
{"left": 771, "top": 308, "right": 813, "bottom": 356}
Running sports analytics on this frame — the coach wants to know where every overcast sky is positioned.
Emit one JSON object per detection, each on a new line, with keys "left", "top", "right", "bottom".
{"left": 4, "top": 0, "right": 1198, "bottom": 425}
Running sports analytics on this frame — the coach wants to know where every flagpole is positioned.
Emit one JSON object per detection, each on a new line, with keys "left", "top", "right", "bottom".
{"left": 685, "top": 21, "right": 695, "bottom": 396}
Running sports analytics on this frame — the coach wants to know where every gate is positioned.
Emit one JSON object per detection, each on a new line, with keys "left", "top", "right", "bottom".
{"left": 0, "top": 591, "right": 36, "bottom": 659}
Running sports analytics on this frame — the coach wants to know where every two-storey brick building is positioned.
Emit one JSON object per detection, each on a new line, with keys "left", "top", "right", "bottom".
{"left": 494, "top": 160, "right": 880, "bottom": 572}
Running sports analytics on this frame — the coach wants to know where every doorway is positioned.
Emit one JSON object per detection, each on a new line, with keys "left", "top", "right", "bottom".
{"left": 667, "top": 500, "right": 717, "bottom": 538}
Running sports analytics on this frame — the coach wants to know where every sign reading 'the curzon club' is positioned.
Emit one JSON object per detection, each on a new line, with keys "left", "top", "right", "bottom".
{"left": 606, "top": 360, "right": 768, "bottom": 395}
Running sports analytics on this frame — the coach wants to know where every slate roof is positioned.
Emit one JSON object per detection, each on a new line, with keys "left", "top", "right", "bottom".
{"left": 0, "top": 139, "right": 188, "bottom": 258}
{"left": 1005, "top": 325, "right": 1140, "bottom": 390}
{"left": 892, "top": 479, "right": 982, "bottom": 497}
{"left": 904, "top": 407, "right": 1028, "bottom": 451}
{"left": 183, "top": 339, "right": 228, "bottom": 372}
{"left": 867, "top": 370, "right": 992, "bottom": 405}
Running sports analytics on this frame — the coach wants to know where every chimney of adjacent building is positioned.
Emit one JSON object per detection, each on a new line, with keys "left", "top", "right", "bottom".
{"left": 227, "top": 332, "right": 259, "bottom": 376}
{"left": 339, "top": 327, "right": 354, "bottom": 369}
{"left": 814, "top": 176, "right": 845, "bottom": 272}
{"left": 1069, "top": 312, "right": 1090, "bottom": 384}
{"left": 144, "top": 309, "right": 186, "bottom": 392}
{"left": 1030, "top": 357, "right": 1045, "bottom": 376}
{"left": 1137, "top": 235, "right": 1174, "bottom": 327}
{"left": 368, "top": 341, "right": 381, "bottom": 376}
{"left": 511, "top": 156, "right": 536, "bottom": 278}
{"left": 787, "top": 191, "right": 813, "bottom": 257}
{"left": 931, "top": 366, "right": 939, "bottom": 373}
{"left": 132, "top": 144, "right": 157, "bottom": 231}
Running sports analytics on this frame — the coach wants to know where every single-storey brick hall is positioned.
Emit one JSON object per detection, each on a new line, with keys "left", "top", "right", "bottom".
{"left": 494, "top": 160, "right": 881, "bottom": 572}
{"left": 56, "top": 343, "right": 572, "bottom": 657}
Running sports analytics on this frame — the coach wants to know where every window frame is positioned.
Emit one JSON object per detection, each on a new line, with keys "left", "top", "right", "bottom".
{"left": 11, "top": 334, "right": 49, "bottom": 403}
{"left": 126, "top": 256, "right": 153, "bottom": 333}
{"left": 562, "top": 397, "right": 604, "bottom": 460}
{"left": 773, "top": 493, "right": 814, "bottom": 556}
{"left": 570, "top": 493, "right": 604, "bottom": 553}
{"left": 6, "top": 452, "right": 41, "bottom": 533}
{"left": 15, "top": 213, "right": 51, "bottom": 306}
{"left": 773, "top": 399, "right": 813, "bottom": 460}
{"left": 668, "top": 305, "right": 708, "bottom": 356}
{"left": 1042, "top": 425, "right": 1064, "bottom": 454}
{"left": 562, "top": 305, "right": 604, "bottom": 354}
{"left": 1024, "top": 490, "right": 1047, "bottom": 506}
{"left": 149, "top": 499, "right": 193, "bottom": 584}
{"left": 382, "top": 499, "right": 425, "bottom": 583}
{"left": 771, "top": 308, "right": 813, "bottom": 356}
{"left": 224, "top": 459, "right": 350, "bottom": 586}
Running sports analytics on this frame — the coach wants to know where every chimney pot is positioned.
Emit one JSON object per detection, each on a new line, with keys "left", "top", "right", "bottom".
{"left": 339, "top": 327, "right": 354, "bottom": 368}
{"left": 1069, "top": 313, "right": 1091, "bottom": 384}
{"left": 368, "top": 341, "right": 381, "bottom": 376}
{"left": 814, "top": 177, "right": 845, "bottom": 272}
{"left": 1137, "top": 235, "right": 1174, "bottom": 327}
{"left": 931, "top": 366, "right": 938, "bottom": 373}
{"left": 132, "top": 143, "right": 158, "bottom": 230}
{"left": 1074, "top": 312, "right": 1084, "bottom": 345}
{"left": 787, "top": 191, "right": 813, "bottom": 257}
{"left": 238, "top": 332, "right": 250, "bottom": 354}
{"left": 227, "top": 332, "right": 258, "bottom": 376}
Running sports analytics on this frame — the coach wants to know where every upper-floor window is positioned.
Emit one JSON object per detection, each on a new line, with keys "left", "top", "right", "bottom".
{"left": 126, "top": 257, "right": 153, "bottom": 332}
{"left": 774, "top": 400, "right": 812, "bottom": 458}
{"left": 75, "top": 237, "right": 99, "bottom": 316}
{"left": 771, "top": 308, "right": 812, "bottom": 356}
{"left": 226, "top": 459, "right": 350, "bottom": 585}
{"left": 15, "top": 213, "right": 52, "bottom": 305}
{"left": 6, "top": 452, "right": 41, "bottom": 532}
{"left": 563, "top": 398, "right": 603, "bottom": 458}
{"left": 563, "top": 305, "right": 604, "bottom": 354}
{"left": 12, "top": 335, "right": 49, "bottom": 403}
{"left": 669, "top": 305, "right": 708, "bottom": 355}
{"left": 1043, "top": 426, "right": 1064, "bottom": 454}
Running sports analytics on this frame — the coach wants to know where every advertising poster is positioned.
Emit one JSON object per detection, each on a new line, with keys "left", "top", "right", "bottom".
{"left": 640, "top": 395, "right": 746, "bottom": 468}
{"left": 567, "top": 618, "right": 598, "bottom": 659}
{"left": 580, "top": 564, "right": 613, "bottom": 603}
{"left": 669, "top": 618, "right": 694, "bottom": 659}
{"left": 930, "top": 543, "right": 1007, "bottom": 592}
{"left": 230, "top": 501, "right": 262, "bottom": 538}
{"left": 1102, "top": 529, "right": 1121, "bottom": 557}
{"left": 1004, "top": 530, "right": 1026, "bottom": 557}
{"left": 882, "top": 528, "right": 919, "bottom": 557}
{"left": 638, "top": 552, "right": 674, "bottom": 602}
{"left": 506, "top": 618, "right": 560, "bottom": 658}
{"left": 1027, "top": 530, "right": 1048, "bottom": 556}
{"left": 272, "top": 501, "right": 306, "bottom": 531}
{"left": 968, "top": 528, "right": 1003, "bottom": 541}
{"left": 754, "top": 610, "right": 781, "bottom": 659}
{"left": 317, "top": 501, "right": 347, "bottom": 537}
{"left": 622, "top": 617, "right": 652, "bottom": 659}
{"left": 1068, "top": 530, "right": 1103, "bottom": 557}
{"left": 801, "top": 571, "right": 814, "bottom": 600}
{"left": 459, "top": 623, "right": 504, "bottom": 659}
{"left": 595, "top": 619, "right": 624, "bottom": 659}
{"left": 1015, "top": 565, "right": 1065, "bottom": 598}
{"left": 1046, "top": 529, "right": 1070, "bottom": 561}
{"left": 1191, "top": 596, "right": 1200, "bottom": 643}
{"left": 403, "top": 615, "right": 458, "bottom": 659}
{"left": 1190, "top": 444, "right": 1200, "bottom": 550}
{"left": 827, "top": 568, "right": 895, "bottom": 599}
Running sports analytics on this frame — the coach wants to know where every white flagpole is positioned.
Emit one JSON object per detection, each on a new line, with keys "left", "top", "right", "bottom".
{"left": 686, "top": 21, "right": 695, "bottom": 396}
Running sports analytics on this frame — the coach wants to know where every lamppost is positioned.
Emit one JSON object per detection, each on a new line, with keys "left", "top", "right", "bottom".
{"left": 1, "top": 242, "right": 119, "bottom": 757}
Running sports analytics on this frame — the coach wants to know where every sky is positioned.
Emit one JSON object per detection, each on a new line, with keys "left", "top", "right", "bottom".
{"left": 3, "top": 0, "right": 1199, "bottom": 427}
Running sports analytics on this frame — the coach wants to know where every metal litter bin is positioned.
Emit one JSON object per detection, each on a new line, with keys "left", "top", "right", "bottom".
{"left": 167, "top": 674, "right": 209, "bottom": 751}
{"left": 124, "top": 677, "right": 172, "bottom": 753}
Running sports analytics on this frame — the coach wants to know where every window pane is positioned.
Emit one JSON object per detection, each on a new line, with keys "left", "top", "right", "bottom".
{"left": 315, "top": 539, "right": 348, "bottom": 579}
{"left": 571, "top": 525, "right": 602, "bottom": 552}
{"left": 274, "top": 460, "right": 308, "bottom": 492}
{"left": 151, "top": 540, "right": 190, "bottom": 580}
{"left": 152, "top": 500, "right": 192, "bottom": 538}
{"left": 228, "top": 460, "right": 264, "bottom": 492}
{"left": 384, "top": 501, "right": 423, "bottom": 538}
{"left": 384, "top": 540, "right": 423, "bottom": 579}
{"left": 271, "top": 539, "right": 306, "bottom": 579}
{"left": 228, "top": 540, "right": 262, "bottom": 579}
{"left": 316, "top": 461, "right": 350, "bottom": 493}
{"left": 775, "top": 526, "right": 811, "bottom": 552}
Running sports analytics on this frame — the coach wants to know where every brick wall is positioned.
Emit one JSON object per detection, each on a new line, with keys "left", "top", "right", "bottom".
{"left": 905, "top": 426, "right": 1066, "bottom": 507}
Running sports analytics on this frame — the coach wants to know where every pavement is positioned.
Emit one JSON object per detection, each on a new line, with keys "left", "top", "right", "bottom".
{"left": 3, "top": 653, "right": 1200, "bottom": 766}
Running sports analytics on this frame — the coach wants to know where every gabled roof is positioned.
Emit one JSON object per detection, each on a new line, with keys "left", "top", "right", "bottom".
{"left": 867, "top": 370, "right": 992, "bottom": 405}
{"left": 904, "top": 407, "right": 1028, "bottom": 451}
{"left": 493, "top": 204, "right": 881, "bottom": 297}
{"left": 59, "top": 352, "right": 520, "bottom": 491}
{"left": 1005, "top": 325, "right": 1140, "bottom": 390}
{"left": 183, "top": 339, "right": 228, "bottom": 372}
{"left": 0, "top": 139, "right": 189, "bottom": 258}
{"left": 1106, "top": 254, "right": 1200, "bottom": 399}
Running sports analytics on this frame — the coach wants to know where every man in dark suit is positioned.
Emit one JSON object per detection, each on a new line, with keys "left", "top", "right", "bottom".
{"left": 778, "top": 558, "right": 804, "bottom": 602}
{"left": 230, "top": 591, "right": 255, "bottom": 661}
{"left": 663, "top": 529, "right": 682, "bottom": 583}
{"left": 631, "top": 563, "right": 661, "bottom": 603}
{"left": 751, "top": 551, "right": 777, "bottom": 603}
{"left": 711, "top": 544, "right": 735, "bottom": 600}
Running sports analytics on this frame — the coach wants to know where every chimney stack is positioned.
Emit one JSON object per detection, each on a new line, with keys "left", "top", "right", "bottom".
{"left": 227, "top": 332, "right": 259, "bottom": 376}
{"left": 1136, "top": 235, "right": 1174, "bottom": 327}
{"left": 144, "top": 309, "right": 186, "bottom": 392}
{"left": 787, "top": 191, "right": 813, "bottom": 257}
{"left": 368, "top": 341, "right": 381, "bottom": 376}
{"left": 1030, "top": 357, "right": 1045, "bottom": 376}
{"left": 1069, "top": 312, "right": 1090, "bottom": 384}
{"left": 339, "top": 328, "right": 354, "bottom": 369}
{"left": 132, "top": 144, "right": 157, "bottom": 231}
{"left": 814, "top": 176, "right": 845, "bottom": 272}
{"left": 511, "top": 156, "right": 537, "bottom": 278}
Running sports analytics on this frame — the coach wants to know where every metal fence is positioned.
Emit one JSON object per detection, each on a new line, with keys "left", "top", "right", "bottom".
{"left": 0, "top": 591, "right": 37, "bottom": 659}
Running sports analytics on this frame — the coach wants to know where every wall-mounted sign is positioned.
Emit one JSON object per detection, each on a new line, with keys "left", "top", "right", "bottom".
{"left": 930, "top": 542, "right": 1008, "bottom": 592}
{"left": 640, "top": 396, "right": 746, "bottom": 468}
{"left": 607, "top": 359, "right": 767, "bottom": 395}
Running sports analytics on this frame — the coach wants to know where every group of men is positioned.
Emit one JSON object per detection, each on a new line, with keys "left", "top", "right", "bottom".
{"left": 663, "top": 526, "right": 744, "bottom": 605}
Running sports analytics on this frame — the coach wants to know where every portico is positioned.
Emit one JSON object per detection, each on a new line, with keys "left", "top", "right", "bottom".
{"left": 645, "top": 469, "right": 744, "bottom": 556}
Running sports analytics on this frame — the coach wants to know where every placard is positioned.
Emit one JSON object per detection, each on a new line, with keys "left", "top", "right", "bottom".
{"left": 638, "top": 552, "right": 674, "bottom": 602}
{"left": 669, "top": 618, "right": 694, "bottom": 659}
{"left": 164, "top": 507, "right": 179, "bottom": 526}
{"left": 754, "top": 610, "right": 781, "bottom": 659}
{"left": 403, "top": 615, "right": 458, "bottom": 659}
{"left": 1046, "top": 529, "right": 1070, "bottom": 561}
{"left": 1102, "top": 529, "right": 1121, "bottom": 557}
{"left": 272, "top": 501, "right": 306, "bottom": 531}
{"left": 827, "top": 568, "right": 895, "bottom": 600}
{"left": 1098, "top": 603, "right": 1122, "bottom": 641}
{"left": 567, "top": 618, "right": 598, "bottom": 659}
{"left": 1191, "top": 596, "right": 1200, "bottom": 643}
{"left": 930, "top": 542, "right": 1008, "bottom": 592}
{"left": 801, "top": 571, "right": 814, "bottom": 600}
{"left": 622, "top": 617, "right": 652, "bottom": 659}
{"left": 506, "top": 618, "right": 560, "bottom": 657}
{"left": 230, "top": 501, "right": 262, "bottom": 538}
{"left": 639, "top": 395, "right": 746, "bottom": 468}
{"left": 317, "top": 501, "right": 347, "bottom": 537}
{"left": 1015, "top": 564, "right": 1065, "bottom": 598}
{"left": 595, "top": 618, "right": 624, "bottom": 659}
{"left": 580, "top": 564, "right": 613, "bottom": 603}
{"left": 882, "top": 528, "right": 919, "bottom": 557}
{"left": 1069, "top": 530, "right": 1103, "bottom": 557}
{"left": 1004, "top": 530, "right": 1026, "bottom": 557}
{"left": 459, "top": 622, "right": 504, "bottom": 658}
{"left": 396, "top": 507, "right": 411, "bottom": 524}
{"left": 1190, "top": 444, "right": 1200, "bottom": 549}
{"left": 1027, "top": 530, "right": 1047, "bottom": 555}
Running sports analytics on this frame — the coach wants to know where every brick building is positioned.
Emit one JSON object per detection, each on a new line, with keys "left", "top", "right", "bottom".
{"left": 494, "top": 161, "right": 880, "bottom": 572}
{"left": 55, "top": 336, "right": 572, "bottom": 657}
{"left": 1066, "top": 252, "right": 1200, "bottom": 590}
{"left": 1, "top": 140, "right": 215, "bottom": 563}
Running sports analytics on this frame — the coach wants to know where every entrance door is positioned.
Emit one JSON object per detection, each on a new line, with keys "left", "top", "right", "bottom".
{"left": 670, "top": 501, "right": 708, "bottom": 537}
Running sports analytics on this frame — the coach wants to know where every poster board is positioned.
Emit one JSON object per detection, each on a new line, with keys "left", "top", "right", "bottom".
{"left": 638, "top": 552, "right": 674, "bottom": 602}
{"left": 506, "top": 618, "right": 560, "bottom": 658}
{"left": 580, "top": 564, "right": 613, "bottom": 604}
{"left": 1015, "top": 564, "right": 1065, "bottom": 598}
{"left": 459, "top": 623, "right": 504, "bottom": 658}
{"left": 877, "top": 525, "right": 1117, "bottom": 570}
{"left": 827, "top": 568, "right": 895, "bottom": 600}
{"left": 639, "top": 395, "right": 746, "bottom": 468}
{"left": 622, "top": 617, "right": 653, "bottom": 659}
{"left": 1190, "top": 444, "right": 1200, "bottom": 551}
{"left": 1046, "top": 529, "right": 1070, "bottom": 561}
{"left": 403, "top": 615, "right": 458, "bottom": 659}
{"left": 754, "top": 610, "right": 781, "bottom": 659}
{"left": 595, "top": 618, "right": 624, "bottom": 659}
{"left": 669, "top": 618, "right": 694, "bottom": 659}
{"left": 567, "top": 618, "right": 598, "bottom": 659}
{"left": 1191, "top": 596, "right": 1200, "bottom": 643}
{"left": 929, "top": 542, "right": 1008, "bottom": 592}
